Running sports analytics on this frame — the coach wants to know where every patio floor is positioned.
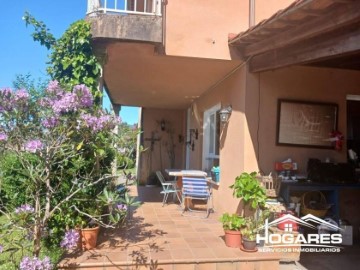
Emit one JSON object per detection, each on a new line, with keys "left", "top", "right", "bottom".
{"left": 58, "top": 186, "right": 285, "bottom": 270}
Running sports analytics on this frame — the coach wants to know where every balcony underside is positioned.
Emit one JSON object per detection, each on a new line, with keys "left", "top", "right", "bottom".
{"left": 96, "top": 41, "right": 241, "bottom": 109}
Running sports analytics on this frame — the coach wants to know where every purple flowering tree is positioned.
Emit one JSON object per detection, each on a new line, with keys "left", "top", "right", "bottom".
{"left": 0, "top": 81, "right": 130, "bottom": 267}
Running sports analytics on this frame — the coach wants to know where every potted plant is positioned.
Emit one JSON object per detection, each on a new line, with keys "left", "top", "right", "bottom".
{"left": 220, "top": 213, "right": 246, "bottom": 248}
{"left": 227, "top": 172, "right": 268, "bottom": 250}
{"left": 242, "top": 209, "right": 270, "bottom": 251}
{"left": 72, "top": 187, "right": 137, "bottom": 250}
{"left": 241, "top": 217, "right": 258, "bottom": 251}
{"left": 230, "top": 172, "right": 267, "bottom": 211}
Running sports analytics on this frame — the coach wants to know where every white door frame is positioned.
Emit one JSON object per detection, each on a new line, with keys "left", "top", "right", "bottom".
{"left": 202, "top": 103, "right": 221, "bottom": 171}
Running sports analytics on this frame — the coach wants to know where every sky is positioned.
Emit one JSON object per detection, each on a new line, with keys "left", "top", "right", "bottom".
{"left": 0, "top": 0, "right": 139, "bottom": 125}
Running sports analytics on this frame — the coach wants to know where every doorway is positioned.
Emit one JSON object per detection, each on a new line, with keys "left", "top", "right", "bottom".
{"left": 346, "top": 96, "right": 360, "bottom": 164}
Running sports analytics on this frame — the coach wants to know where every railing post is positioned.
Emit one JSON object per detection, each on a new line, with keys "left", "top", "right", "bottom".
{"left": 152, "top": 0, "right": 156, "bottom": 14}
{"left": 87, "top": 0, "right": 161, "bottom": 16}
{"left": 155, "top": 0, "right": 161, "bottom": 15}
{"left": 87, "top": 0, "right": 101, "bottom": 14}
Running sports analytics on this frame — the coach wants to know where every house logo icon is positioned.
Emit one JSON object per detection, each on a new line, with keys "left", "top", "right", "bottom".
{"left": 257, "top": 214, "right": 343, "bottom": 252}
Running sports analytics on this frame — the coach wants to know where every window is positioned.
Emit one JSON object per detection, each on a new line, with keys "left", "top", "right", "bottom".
{"left": 203, "top": 104, "right": 221, "bottom": 172}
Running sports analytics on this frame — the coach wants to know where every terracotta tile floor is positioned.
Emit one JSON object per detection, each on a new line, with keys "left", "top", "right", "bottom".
{"left": 59, "top": 186, "right": 282, "bottom": 269}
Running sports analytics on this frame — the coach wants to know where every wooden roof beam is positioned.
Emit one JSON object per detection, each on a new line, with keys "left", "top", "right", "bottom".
{"left": 332, "top": 0, "right": 356, "bottom": 3}
{"left": 299, "top": 8, "right": 324, "bottom": 17}
{"left": 249, "top": 24, "right": 360, "bottom": 72}
{"left": 243, "top": 1, "right": 360, "bottom": 57}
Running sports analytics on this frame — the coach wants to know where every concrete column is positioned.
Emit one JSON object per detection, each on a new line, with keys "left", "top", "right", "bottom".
{"left": 135, "top": 108, "right": 143, "bottom": 182}
{"left": 112, "top": 104, "right": 121, "bottom": 177}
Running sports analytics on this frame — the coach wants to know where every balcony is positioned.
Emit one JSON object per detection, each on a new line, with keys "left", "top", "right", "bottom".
{"left": 86, "top": 0, "right": 163, "bottom": 44}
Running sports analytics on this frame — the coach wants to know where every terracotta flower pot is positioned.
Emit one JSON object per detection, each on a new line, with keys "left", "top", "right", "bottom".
{"left": 81, "top": 226, "right": 100, "bottom": 250}
{"left": 224, "top": 230, "right": 242, "bottom": 248}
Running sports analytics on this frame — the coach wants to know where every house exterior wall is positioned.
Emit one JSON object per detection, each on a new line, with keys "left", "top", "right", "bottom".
{"left": 246, "top": 66, "right": 360, "bottom": 176}
{"left": 254, "top": 0, "right": 294, "bottom": 24}
{"left": 187, "top": 65, "right": 360, "bottom": 213}
{"left": 187, "top": 66, "right": 247, "bottom": 214}
{"left": 139, "top": 108, "right": 186, "bottom": 184}
{"left": 164, "top": 0, "right": 294, "bottom": 60}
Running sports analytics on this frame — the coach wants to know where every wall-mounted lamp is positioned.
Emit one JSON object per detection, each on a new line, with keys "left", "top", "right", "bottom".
{"left": 160, "top": 119, "right": 166, "bottom": 131}
{"left": 219, "top": 106, "right": 232, "bottom": 123}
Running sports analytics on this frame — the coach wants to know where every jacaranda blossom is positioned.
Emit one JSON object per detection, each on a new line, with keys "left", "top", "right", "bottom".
{"left": 60, "top": 229, "right": 80, "bottom": 250}
{"left": 24, "top": 140, "right": 43, "bottom": 153}
{"left": 52, "top": 92, "right": 78, "bottom": 114}
{"left": 0, "top": 244, "right": 3, "bottom": 253}
{"left": 73, "top": 84, "right": 93, "bottom": 107}
{"left": 80, "top": 113, "right": 120, "bottom": 132}
{"left": 41, "top": 117, "right": 59, "bottom": 129}
{"left": 14, "top": 89, "right": 30, "bottom": 101}
{"left": 46, "top": 81, "right": 64, "bottom": 97}
{"left": 0, "top": 132, "right": 7, "bottom": 141}
{"left": 15, "top": 204, "right": 35, "bottom": 214}
{"left": 20, "top": 256, "right": 52, "bottom": 270}
{"left": 117, "top": 204, "right": 128, "bottom": 211}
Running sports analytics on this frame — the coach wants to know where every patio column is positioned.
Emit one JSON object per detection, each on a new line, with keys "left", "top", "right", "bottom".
{"left": 112, "top": 104, "right": 121, "bottom": 177}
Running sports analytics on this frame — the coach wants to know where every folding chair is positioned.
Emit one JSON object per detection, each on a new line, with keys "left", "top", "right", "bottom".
{"left": 156, "top": 171, "right": 181, "bottom": 206}
{"left": 181, "top": 176, "right": 212, "bottom": 218}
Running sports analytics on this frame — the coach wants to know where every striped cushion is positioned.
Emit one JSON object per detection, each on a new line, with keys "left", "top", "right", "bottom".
{"left": 182, "top": 177, "right": 209, "bottom": 198}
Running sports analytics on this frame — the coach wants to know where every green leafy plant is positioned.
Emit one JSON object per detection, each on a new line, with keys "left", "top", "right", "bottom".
{"left": 0, "top": 81, "right": 122, "bottom": 267}
{"left": 230, "top": 172, "right": 267, "bottom": 210}
{"left": 242, "top": 209, "right": 270, "bottom": 241}
{"left": 23, "top": 12, "right": 102, "bottom": 99}
{"left": 220, "top": 213, "right": 246, "bottom": 231}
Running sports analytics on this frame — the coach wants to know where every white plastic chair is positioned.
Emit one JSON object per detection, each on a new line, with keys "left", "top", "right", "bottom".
{"left": 156, "top": 171, "right": 181, "bottom": 206}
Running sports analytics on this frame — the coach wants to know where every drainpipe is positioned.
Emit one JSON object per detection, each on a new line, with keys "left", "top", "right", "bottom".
{"left": 249, "top": 0, "right": 255, "bottom": 27}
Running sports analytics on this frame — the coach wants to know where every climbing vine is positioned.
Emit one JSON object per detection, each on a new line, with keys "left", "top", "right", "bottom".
{"left": 23, "top": 12, "right": 102, "bottom": 99}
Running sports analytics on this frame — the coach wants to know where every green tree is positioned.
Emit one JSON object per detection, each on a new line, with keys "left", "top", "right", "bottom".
{"left": 23, "top": 12, "right": 101, "bottom": 99}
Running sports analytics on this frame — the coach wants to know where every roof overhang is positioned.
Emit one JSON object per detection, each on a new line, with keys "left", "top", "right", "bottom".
{"left": 229, "top": 0, "right": 360, "bottom": 72}
{"left": 98, "top": 41, "right": 242, "bottom": 109}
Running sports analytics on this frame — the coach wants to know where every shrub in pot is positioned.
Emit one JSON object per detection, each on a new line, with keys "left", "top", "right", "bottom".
{"left": 242, "top": 210, "right": 271, "bottom": 251}
{"left": 230, "top": 172, "right": 267, "bottom": 211}
{"left": 227, "top": 172, "right": 268, "bottom": 250}
{"left": 241, "top": 217, "right": 258, "bottom": 251}
{"left": 220, "top": 213, "right": 246, "bottom": 248}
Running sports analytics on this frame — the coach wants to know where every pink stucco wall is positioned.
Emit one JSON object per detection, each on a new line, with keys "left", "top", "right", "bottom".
{"left": 247, "top": 66, "right": 360, "bottom": 175}
{"left": 139, "top": 108, "right": 186, "bottom": 184}
{"left": 164, "top": 0, "right": 294, "bottom": 60}
{"left": 187, "top": 65, "right": 360, "bottom": 213}
{"left": 255, "top": 0, "right": 294, "bottom": 23}
{"left": 187, "top": 66, "right": 248, "bottom": 213}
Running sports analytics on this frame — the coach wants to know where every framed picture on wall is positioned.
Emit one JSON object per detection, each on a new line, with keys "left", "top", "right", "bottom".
{"left": 276, "top": 99, "right": 338, "bottom": 148}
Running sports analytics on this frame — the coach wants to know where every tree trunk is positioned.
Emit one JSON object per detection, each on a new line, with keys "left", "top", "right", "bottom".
{"left": 33, "top": 190, "right": 42, "bottom": 257}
